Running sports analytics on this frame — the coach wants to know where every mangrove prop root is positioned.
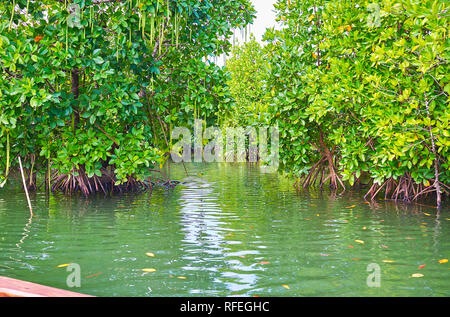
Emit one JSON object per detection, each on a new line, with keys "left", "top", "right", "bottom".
{"left": 296, "top": 132, "right": 345, "bottom": 192}
{"left": 364, "top": 174, "right": 448, "bottom": 206}
{"left": 48, "top": 167, "right": 180, "bottom": 196}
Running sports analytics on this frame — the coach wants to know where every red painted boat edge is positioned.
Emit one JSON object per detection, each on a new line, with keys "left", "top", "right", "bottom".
{"left": 0, "top": 276, "right": 94, "bottom": 297}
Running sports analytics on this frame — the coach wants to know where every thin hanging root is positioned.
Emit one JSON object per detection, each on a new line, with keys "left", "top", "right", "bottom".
{"left": 0, "top": 131, "right": 10, "bottom": 188}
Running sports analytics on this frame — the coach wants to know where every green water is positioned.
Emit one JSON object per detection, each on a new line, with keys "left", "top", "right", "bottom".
{"left": 0, "top": 163, "right": 449, "bottom": 297}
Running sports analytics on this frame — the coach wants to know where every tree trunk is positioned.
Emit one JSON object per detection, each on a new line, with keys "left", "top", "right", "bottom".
{"left": 424, "top": 91, "right": 441, "bottom": 208}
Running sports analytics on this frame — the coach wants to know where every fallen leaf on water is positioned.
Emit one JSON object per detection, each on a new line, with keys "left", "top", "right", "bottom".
{"left": 145, "top": 252, "right": 155, "bottom": 257}
{"left": 282, "top": 285, "right": 290, "bottom": 290}
{"left": 316, "top": 214, "right": 320, "bottom": 216}
{"left": 320, "top": 253, "right": 329, "bottom": 256}
{"left": 258, "top": 261, "right": 271, "bottom": 265}
{"left": 411, "top": 273, "right": 424, "bottom": 278}
{"left": 438, "top": 259, "right": 448, "bottom": 264}
{"left": 418, "top": 264, "right": 426, "bottom": 269}
{"left": 351, "top": 258, "right": 360, "bottom": 261}
{"left": 405, "top": 237, "right": 415, "bottom": 240}
{"left": 86, "top": 272, "right": 102, "bottom": 279}
{"left": 346, "top": 205, "right": 356, "bottom": 208}
{"left": 177, "top": 276, "right": 187, "bottom": 280}
{"left": 56, "top": 263, "right": 71, "bottom": 268}
{"left": 381, "top": 244, "right": 389, "bottom": 249}
{"left": 141, "top": 268, "right": 156, "bottom": 273}
{"left": 238, "top": 255, "right": 246, "bottom": 258}
{"left": 348, "top": 245, "right": 354, "bottom": 248}
{"left": 423, "top": 213, "right": 431, "bottom": 216}
{"left": 355, "top": 240, "right": 365, "bottom": 244}
{"left": 362, "top": 227, "right": 367, "bottom": 230}
{"left": 383, "top": 260, "right": 395, "bottom": 263}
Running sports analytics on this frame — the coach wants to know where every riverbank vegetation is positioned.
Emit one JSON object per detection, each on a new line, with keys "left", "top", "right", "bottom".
{"left": 0, "top": 0, "right": 448, "bottom": 208}
{"left": 224, "top": 0, "right": 449, "bottom": 207}
{"left": 0, "top": 0, "right": 254, "bottom": 194}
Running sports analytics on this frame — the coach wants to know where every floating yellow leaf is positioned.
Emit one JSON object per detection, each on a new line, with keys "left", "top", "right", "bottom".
{"left": 411, "top": 273, "right": 424, "bottom": 278}
{"left": 142, "top": 268, "right": 156, "bottom": 273}
{"left": 355, "top": 240, "right": 365, "bottom": 244}
{"left": 362, "top": 227, "right": 367, "bottom": 230}
{"left": 56, "top": 263, "right": 71, "bottom": 268}
{"left": 282, "top": 284, "right": 290, "bottom": 290}
{"left": 423, "top": 213, "right": 431, "bottom": 216}
{"left": 346, "top": 205, "right": 356, "bottom": 208}
{"left": 438, "top": 259, "right": 448, "bottom": 264}
{"left": 177, "top": 276, "right": 187, "bottom": 280}
{"left": 382, "top": 260, "right": 395, "bottom": 263}
{"left": 145, "top": 252, "right": 155, "bottom": 257}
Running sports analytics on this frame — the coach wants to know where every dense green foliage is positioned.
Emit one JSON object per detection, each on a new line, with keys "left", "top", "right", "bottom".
{"left": 0, "top": 0, "right": 254, "bottom": 193}
{"left": 226, "top": 0, "right": 449, "bottom": 206}
{"left": 224, "top": 36, "right": 269, "bottom": 127}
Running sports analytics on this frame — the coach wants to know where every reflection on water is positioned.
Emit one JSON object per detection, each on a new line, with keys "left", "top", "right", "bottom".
{"left": 178, "top": 176, "right": 261, "bottom": 295}
{"left": 0, "top": 163, "right": 449, "bottom": 297}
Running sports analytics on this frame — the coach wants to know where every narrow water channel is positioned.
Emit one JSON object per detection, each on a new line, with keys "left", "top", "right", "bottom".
{"left": 0, "top": 163, "right": 448, "bottom": 296}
